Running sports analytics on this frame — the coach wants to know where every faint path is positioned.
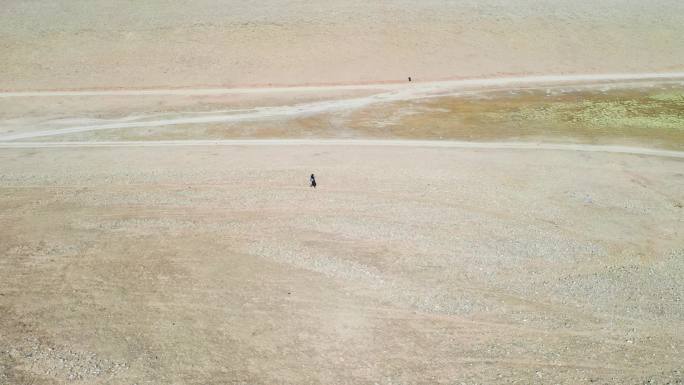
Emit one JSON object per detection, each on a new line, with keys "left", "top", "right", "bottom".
{"left": 1, "top": 139, "right": 683, "bottom": 158}
{"left": 2, "top": 72, "right": 684, "bottom": 97}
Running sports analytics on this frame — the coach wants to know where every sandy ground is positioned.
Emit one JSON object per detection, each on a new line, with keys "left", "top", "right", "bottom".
{"left": 0, "top": 71, "right": 683, "bottom": 385}
{"left": 1, "top": 145, "right": 682, "bottom": 384}
{"left": 3, "top": 0, "right": 684, "bottom": 90}
{"left": 2, "top": 1, "right": 684, "bottom": 383}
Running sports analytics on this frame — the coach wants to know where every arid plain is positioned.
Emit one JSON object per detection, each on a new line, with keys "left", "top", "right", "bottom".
{"left": 1, "top": 1, "right": 684, "bottom": 384}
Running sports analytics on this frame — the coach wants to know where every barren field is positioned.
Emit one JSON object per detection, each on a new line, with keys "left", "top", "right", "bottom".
{"left": 1, "top": 72, "right": 684, "bottom": 385}
{"left": 2, "top": 0, "right": 684, "bottom": 90}
{"left": 2, "top": 1, "right": 684, "bottom": 384}
{"left": 1, "top": 145, "right": 683, "bottom": 384}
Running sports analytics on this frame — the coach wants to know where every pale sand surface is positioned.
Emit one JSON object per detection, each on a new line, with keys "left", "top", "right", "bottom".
{"left": 2, "top": 0, "right": 684, "bottom": 90}
{"left": 1, "top": 145, "right": 682, "bottom": 384}
{"left": 2, "top": 1, "right": 684, "bottom": 383}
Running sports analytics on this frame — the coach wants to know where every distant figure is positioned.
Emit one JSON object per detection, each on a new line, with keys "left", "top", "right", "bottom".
{"left": 408, "top": 76, "right": 412, "bottom": 82}
{"left": 310, "top": 174, "right": 317, "bottom": 188}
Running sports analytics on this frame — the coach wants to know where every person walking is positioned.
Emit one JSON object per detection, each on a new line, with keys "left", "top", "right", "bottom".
{"left": 310, "top": 173, "right": 317, "bottom": 188}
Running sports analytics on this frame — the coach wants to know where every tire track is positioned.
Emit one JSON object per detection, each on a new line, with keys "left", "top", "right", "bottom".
{"left": 0, "top": 139, "right": 682, "bottom": 159}
{"left": 1, "top": 72, "right": 683, "bottom": 141}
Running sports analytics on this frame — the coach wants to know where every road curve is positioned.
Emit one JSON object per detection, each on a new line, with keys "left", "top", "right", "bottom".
{"left": 1, "top": 139, "right": 682, "bottom": 159}
{"left": 2, "top": 72, "right": 684, "bottom": 142}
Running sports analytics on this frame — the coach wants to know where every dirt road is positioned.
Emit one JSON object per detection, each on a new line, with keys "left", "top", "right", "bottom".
{"left": 2, "top": 73, "right": 684, "bottom": 142}
{"left": 0, "top": 139, "right": 683, "bottom": 159}
{"left": 3, "top": 72, "right": 684, "bottom": 97}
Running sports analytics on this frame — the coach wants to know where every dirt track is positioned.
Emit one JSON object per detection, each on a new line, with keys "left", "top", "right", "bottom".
{"left": 2, "top": 74, "right": 683, "bottom": 143}
{"left": 0, "top": 139, "right": 683, "bottom": 159}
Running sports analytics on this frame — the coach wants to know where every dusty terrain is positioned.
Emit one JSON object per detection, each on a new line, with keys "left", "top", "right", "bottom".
{"left": 1, "top": 63, "right": 683, "bottom": 385}
{"left": 2, "top": 0, "right": 684, "bottom": 90}
{"left": 2, "top": 1, "right": 684, "bottom": 384}
{"left": 1, "top": 145, "right": 683, "bottom": 384}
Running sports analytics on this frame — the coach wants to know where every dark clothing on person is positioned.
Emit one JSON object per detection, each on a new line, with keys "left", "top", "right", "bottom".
{"left": 310, "top": 174, "right": 317, "bottom": 188}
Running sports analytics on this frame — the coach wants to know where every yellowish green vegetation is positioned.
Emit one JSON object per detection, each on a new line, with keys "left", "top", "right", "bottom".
{"left": 508, "top": 94, "right": 684, "bottom": 131}
{"left": 347, "top": 85, "right": 684, "bottom": 149}
{"left": 649, "top": 91, "right": 684, "bottom": 102}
